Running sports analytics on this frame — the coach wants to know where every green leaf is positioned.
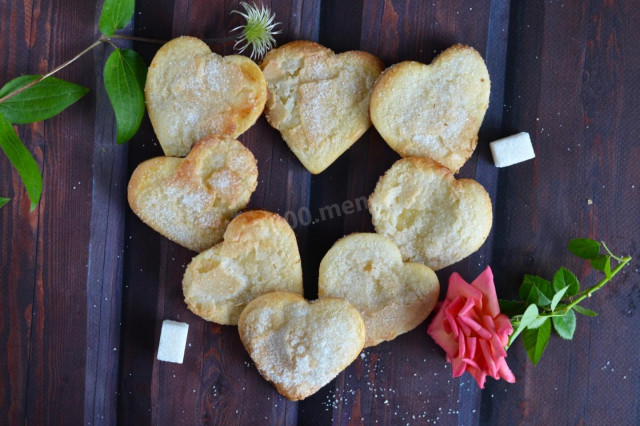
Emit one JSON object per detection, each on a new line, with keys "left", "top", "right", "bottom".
{"left": 0, "top": 114, "right": 42, "bottom": 211}
{"left": 550, "top": 286, "right": 569, "bottom": 311}
{"left": 552, "top": 309, "right": 577, "bottom": 340}
{"left": 99, "top": 0, "right": 135, "bottom": 37}
{"left": 604, "top": 256, "right": 612, "bottom": 278}
{"left": 590, "top": 254, "right": 608, "bottom": 271}
{"left": 528, "top": 316, "right": 548, "bottom": 329}
{"left": 0, "top": 197, "right": 9, "bottom": 209}
{"left": 573, "top": 304, "right": 598, "bottom": 317}
{"left": 103, "top": 49, "right": 147, "bottom": 144}
{"left": 519, "top": 275, "right": 553, "bottom": 305}
{"left": 590, "top": 255, "right": 612, "bottom": 278}
{"left": 552, "top": 267, "right": 579, "bottom": 296}
{"left": 0, "top": 75, "right": 89, "bottom": 124}
{"left": 568, "top": 238, "right": 600, "bottom": 259}
{"left": 534, "top": 287, "right": 551, "bottom": 306}
{"left": 509, "top": 304, "right": 539, "bottom": 347}
{"left": 523, "top": 318, "right": 551, "bottom": 365}
{"left": 499, "top": 299, "right": 526, "bottom": 317}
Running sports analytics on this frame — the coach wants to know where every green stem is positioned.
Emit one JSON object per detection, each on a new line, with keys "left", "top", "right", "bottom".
{"left": 562, "top": 256, "right": 631, "bottom": 311}
{"left": 602, "top": 241, "right": 625, "bottom": 262}
{"left": 506, "top": 255, "right": 631, "bottom": 350}
{"left": 539, "top": 256, "right": 631, "bottom": 319}
{"left": 0, "top": 39, "right": 103, "bottom": 105}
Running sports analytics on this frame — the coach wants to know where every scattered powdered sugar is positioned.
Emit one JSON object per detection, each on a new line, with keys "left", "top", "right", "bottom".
{"left": 308, "top": 350, "right": 470, "bottom": 424}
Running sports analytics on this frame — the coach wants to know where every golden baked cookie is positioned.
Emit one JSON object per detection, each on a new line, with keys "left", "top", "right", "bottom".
{"left": 368, "top": 157, "right": 492, "bottom": 270}
{"left": 127, "top": 134, "right": 258, "bottom": 252}
{"left": 319, "top": 233, "right": 439, "bottom": 347}
{"left": 238, "top": 292, "right": 365, "bottom": 401}
{"left": 146, "top": 36, "right": 267, "bottom": 157}
{"left": 183, "top": 210, "right": 303, "bottom": 325}
{"left": 260, "top": 40, "right": 383, "bottom": 174}
{"left": 370, "top": 44, "right": 490, "bottom": 173}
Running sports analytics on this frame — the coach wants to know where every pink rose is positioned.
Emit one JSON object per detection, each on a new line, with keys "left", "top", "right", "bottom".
{"left": 427, "top": 266, "right": 515, "bottom": 388}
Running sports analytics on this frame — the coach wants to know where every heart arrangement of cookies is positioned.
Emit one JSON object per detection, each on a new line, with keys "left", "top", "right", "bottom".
{"left": 129, "top": 36, "right": 492, "bottom": 400}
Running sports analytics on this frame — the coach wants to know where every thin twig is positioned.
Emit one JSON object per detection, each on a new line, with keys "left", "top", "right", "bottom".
{"left": 0, "top": 39, "right": 103, "bottom": 105}
{"left": 110, "top": 34, "right": 166, "bottom": 44}
{"left": 110, "top": 34, "right": 237, "bottom": 45}
{"left": 105, "top": 38, "right": 119, "bottom": 50}
{"left": 203, "top": 36, "right": 237, "bottom": 43}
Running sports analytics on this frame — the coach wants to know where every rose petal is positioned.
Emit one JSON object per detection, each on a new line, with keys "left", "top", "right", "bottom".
{"left": 427, "top": 267, "right": 516, "bottom": 390}
{"left": 465, "top": 364, "right": 487, "bottom": 389}
{"left": 451, "top": 356, "right": 467, "bottom": 377}
{"left": 427, "top": 311, "right": 459, "bottom": 358}
{"left": 458, "top": 318, "right": 472, "bottom": 336}
{"left": 462, "top": 357, "right": 480, "bottom": 370}
{"left": 444, "top": 306, "right": 460, "bottom": 338}
{"left": 490, "top": 330, "right": 507, "bottom": 358}
{"left": 497, "top": 357, "right": 516, "bottom": 383}
{"left": 482, "top": 314, "right": 495, "bottom": 331}
{"left": 479, "top": 339, "right": 498, "bottom": 379}
{"left": 458, "top": 332, "right": 467, "bottom": 359}
{"left": 467, "top": 336, "right": 477, "bottom": 360}
{"left": 448, "top": 273, "right": 483, "bottom": 306}
{"left": 458, "top": 297, "right": 478, "bottom": 317}
{"left": 459, "top": 315, "right": 492, "bottom": 340}
{"left": 471, "top": 266, "right": 500, "bottom": 317}
{"left": 494, "top": 314, "right": 514, "bottom": 346}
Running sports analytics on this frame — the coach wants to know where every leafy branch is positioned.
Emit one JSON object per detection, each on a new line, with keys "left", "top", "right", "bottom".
{"left": 500, "top": 238, "right": 632, "bottom": 365}
{"left": 0, "top": 0, "right": 281, "bottom": 211}
{"left": 0, "top": 0, "right": 143, "bottom": 211}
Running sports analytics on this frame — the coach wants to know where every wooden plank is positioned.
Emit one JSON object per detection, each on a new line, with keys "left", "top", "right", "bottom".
{"left": 116, "top": 0, "right": 176, "bottom": 423}
{"left": 4, "top": 0, "right": 99, "bottom": 423}
{"left": 82, "top": 3, "right": 136, "bottom": 424}
{"left": 457, "top": 1, "right": 511, "bottom": 423}
{"left": 485, "top": 0, "right": 640, "bottom": 424}
{"left": 0, "top": 2, "right": 43, "bottom": 424}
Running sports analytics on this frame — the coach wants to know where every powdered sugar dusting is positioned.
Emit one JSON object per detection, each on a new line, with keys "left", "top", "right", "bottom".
{"left": 242, "top": 297, "right": 364, "bottom": 398}
{"left": 129, "top": 136, "right": 257, "bottom": 252}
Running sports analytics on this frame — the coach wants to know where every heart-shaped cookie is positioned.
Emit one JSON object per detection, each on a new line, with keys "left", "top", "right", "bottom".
{"left": 260, "top": 41, "right": 383, "bottom": 174}
{"left": 127, "top": 134, "right": 258, "bottom": 252}
{"left": 146, "top": 36, "right": 267, "bottom": 157}
{"left": 238, "top": 292, "right": 365, "bottom": 401}
{"left": 370, "top": 44, "right": 490, "bottom": 173}
{"left": 369, "top": 157, "right": 492, "bottom": 270}
{"left": 182, "top": 210, "right": 303, "bottom": 325}
{"left": 319, "top": 233, "right": 439, "bottom": 347}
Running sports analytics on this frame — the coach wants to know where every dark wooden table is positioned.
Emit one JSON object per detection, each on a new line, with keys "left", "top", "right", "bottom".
{"left": 2, "top": 1, "right": 639, "bottom": 424}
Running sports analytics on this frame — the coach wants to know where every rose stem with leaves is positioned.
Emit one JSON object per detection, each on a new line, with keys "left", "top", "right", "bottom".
{"left": 503, "top": 238, "right": 631, "bottom": 366}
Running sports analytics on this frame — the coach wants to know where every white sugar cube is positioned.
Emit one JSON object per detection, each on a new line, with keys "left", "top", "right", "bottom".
{"left": 157, "top": 320, "right": 189, "bottom": 364}
{"left": 490, "top": 132, "right": 535, "bottom": 167}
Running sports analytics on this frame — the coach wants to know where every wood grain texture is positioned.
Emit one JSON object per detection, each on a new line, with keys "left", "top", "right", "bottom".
{"left": 0, "top": 3, "right": 41, "bottom": 424}
{"left": 0, "top": 0, "right": 99, "bottom": 424}
{"left": 484, "top": 1, "right": 640, "bottom": 425}
{"left": 1, "top": 0, "right": 639, "bottom": 425}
